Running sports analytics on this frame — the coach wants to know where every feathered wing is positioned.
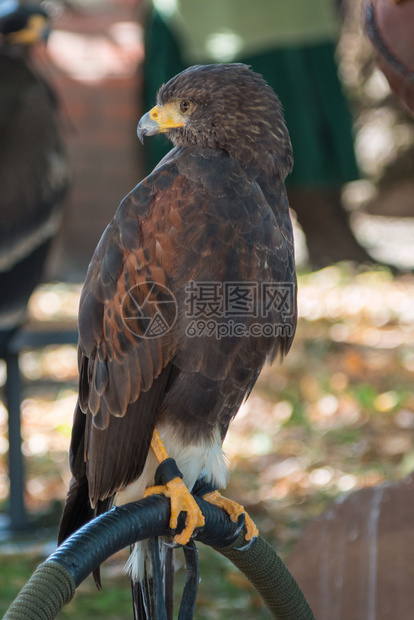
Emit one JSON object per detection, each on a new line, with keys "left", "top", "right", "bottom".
{"left": 58, "top": 161, "right": 183, "bottom": 546}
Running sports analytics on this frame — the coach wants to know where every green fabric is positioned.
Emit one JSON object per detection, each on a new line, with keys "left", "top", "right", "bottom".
{"left": 214, "top": 531, "right": 315, "bottom": 619}
{"left": 143, "top": 9, "right": 187, "bottom": 175}
{"left": 154, "top": 0, "right": 339, "bottom": 61}
{"left": 4, "top": 560, "right": 76, "bottom": 620}
{"left": 142, "top": 9, "right": 359, "bottom": 188}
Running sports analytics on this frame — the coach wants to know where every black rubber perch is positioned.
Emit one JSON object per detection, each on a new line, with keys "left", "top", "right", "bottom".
{"left": 4, "top": 495, "right": 315, "bottom": 620}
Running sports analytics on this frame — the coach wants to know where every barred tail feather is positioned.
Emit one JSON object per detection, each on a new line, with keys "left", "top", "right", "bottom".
{"left": 130, "top": 538, "right": 175, "bottom": 620}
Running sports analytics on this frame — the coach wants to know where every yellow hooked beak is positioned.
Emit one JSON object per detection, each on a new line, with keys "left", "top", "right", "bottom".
{"left": 137, "top": 102, "right": 185, "bottom": 143}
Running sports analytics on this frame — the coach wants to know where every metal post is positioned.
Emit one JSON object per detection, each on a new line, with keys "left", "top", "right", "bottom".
{"left": 5, "top": 352, "right": 28, "bottom": 531}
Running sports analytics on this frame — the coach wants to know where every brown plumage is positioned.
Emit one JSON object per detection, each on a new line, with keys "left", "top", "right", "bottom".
{"left": 58, "top": 64, "right": 297, "bottom": 597}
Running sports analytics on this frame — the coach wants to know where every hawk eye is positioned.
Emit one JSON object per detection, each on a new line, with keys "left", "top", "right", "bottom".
{"left": 180, "top": 99, "right": 192, "bottom": 113}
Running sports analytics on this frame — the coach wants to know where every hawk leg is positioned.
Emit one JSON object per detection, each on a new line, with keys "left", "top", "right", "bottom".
{"left": 202, "top": 490, "right": 259, "bottom": 541}
{"left": 144, "top": 428, "right": 205, "bottom": 545}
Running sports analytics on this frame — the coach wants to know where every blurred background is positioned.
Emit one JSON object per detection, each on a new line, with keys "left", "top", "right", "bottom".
{"left": 1, "top": 0, "right": 414, "bottom": 617}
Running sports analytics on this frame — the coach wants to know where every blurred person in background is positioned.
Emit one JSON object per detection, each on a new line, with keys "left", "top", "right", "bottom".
{"left": 141, "top": 0, "right": 371, "bottom": 268}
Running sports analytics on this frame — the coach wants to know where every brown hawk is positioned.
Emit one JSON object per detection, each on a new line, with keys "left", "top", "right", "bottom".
{"left": 58, "top": 63, "right": 297, "bottom": 608}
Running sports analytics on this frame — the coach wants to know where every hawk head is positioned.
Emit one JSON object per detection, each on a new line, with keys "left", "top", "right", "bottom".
{"left": 138, "top": 63, "right": 293, "bottom": 177}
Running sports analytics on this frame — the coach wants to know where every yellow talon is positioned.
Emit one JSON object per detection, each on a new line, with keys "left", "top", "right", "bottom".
{"left": 147, "top": 428, "right": 257, "bottom": 544}
{"left": 144, "top": 476, "right": 205, "bottom": 545}
{"left": 203, "top": 490, "right": 259, "bottom": 541}
{"left": 146, "top": 428, "right": 205, "bottom": 544}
